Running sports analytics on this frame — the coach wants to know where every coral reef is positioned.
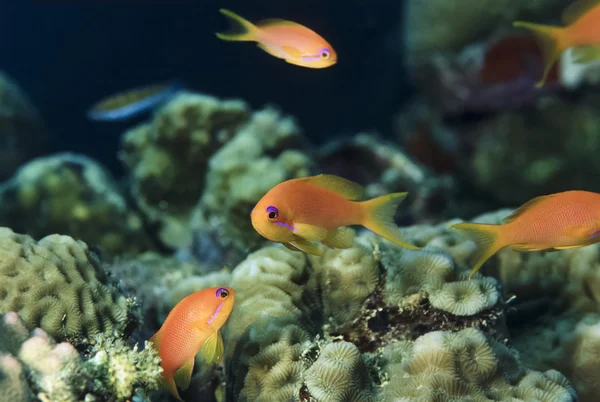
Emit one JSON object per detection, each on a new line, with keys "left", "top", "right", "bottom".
{"left": 0, "top": 228, "right": 139, "bottom": 346}
{"left": 0, "top": 312, "right": 162, "bottom": 402}
{"left": 119, "top": 92, "right": 250, "bottom": 248}
{"left": 0, "top": 71, "right": 46, "bottom": 182}
{"left": 189, "top": 106, "right": 312, "bottom": 260}
{"left": 0, "top": 153, "right": 152, "bottom": 255}
{"left": 380, "top": 327, "right": 576, "bottom": 401}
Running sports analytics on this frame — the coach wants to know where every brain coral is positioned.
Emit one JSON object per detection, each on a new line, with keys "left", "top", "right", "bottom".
{"left": 0, "top": 152, "right": 152, "bottom": 255}
{"left": 381, "top": 327, "right": 576, "bottom": 402}
{"left": 0, "top": 228, "right": 138, "bottom": 345}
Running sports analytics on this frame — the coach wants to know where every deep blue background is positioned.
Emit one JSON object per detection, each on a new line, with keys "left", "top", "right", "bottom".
{"left": 1, "top": 0, "right": 408, "bottom": 175}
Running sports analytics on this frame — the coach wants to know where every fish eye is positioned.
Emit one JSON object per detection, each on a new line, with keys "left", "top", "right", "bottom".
{"left": 216, "top": 288, "right": 229, "bottom": 299}
{"left": 266, "top": 206, "right": 279, "bottom": 221}
{"left": 320, "top": 49, "right": 330, "bottom": 59}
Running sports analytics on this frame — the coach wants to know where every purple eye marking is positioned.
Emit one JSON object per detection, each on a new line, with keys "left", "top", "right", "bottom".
{"left": 266, "top": 206, "right": 278, "bottom": 214}
{"left": 275, "top": 221, "right": 294, "bottom": 231}
{"left": 266, "top": 206, "right": 279, "bottom": 220}
{"left": 208, "top": 288, "right": 228, "bottom": 324}
{"left": 301, "top": 48, "right": 331, "bottom": 62}
{"left": 590, "top": 231, "right": 600, "bottom": 239}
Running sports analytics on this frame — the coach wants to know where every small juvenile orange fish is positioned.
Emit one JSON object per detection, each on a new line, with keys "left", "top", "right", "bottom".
{"left": 216, "top": 9, "right": 337, "bottom": 68}
{"left": 513, "top": 0, "right": 600, "bottom": 87}
{"left": 451, "top": 190, "right": 600, "bottom": 278}
{"left": 250, "top": 174, "right": 419, "bottom": 254}
{"left": 149, "top": 287, "right": 235, "bottom": 401}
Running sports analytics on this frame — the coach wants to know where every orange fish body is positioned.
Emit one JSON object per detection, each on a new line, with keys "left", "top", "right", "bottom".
{"left": 251, "top": 174, "right": 419, "bottom": 255}
{"left": 451, "top": 190, "right": 600, "bottom": 278}
{"left": 216, "top": 9, "right": 337, "bottom": 68}
{"left": 513, "top": 0, "right": 600, "bottom": 87}
{"left": 149, "top": 287, "right": 236, "bottom": 401}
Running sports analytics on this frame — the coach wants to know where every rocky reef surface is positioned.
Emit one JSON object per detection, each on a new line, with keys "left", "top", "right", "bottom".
{"left": 0, "top": 82, "right": 598, "bottom": 401}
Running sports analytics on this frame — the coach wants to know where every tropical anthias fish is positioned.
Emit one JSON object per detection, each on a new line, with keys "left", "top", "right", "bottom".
{"left": 513, "top": 0, "right": 600, "bottom": 87}
{"left": 250, "top": 174, "right": 419, "bottom": 255}
{"left": 451, "top": 190, "right": 600, "bottom": 278}
{"left": 216, "top": 9, "right": 337, "bottom": 68}
{"left": 87, "top": 81, "right": 181, "bottom": 121}
{"left": 149, "top": 287, "right": 235, "bottom": 401}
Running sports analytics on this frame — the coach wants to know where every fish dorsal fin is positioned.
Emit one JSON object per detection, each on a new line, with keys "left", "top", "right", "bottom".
{"left": 257, "top": 18, "right": 305, "bottom": 29}
{"left": 174, "top": 358, "right": 195, "bottom": 391}
{"left": 502, "top": 194, "right": 554, "bottom": 223}
{"left": 202, "top": 331, "right": 224, "bottom": 364}
{"left": 562, "top": 0, "right": 600, "bottom": 24}
{"left": 300, "top": 174, "right": 365, "bottom": 200}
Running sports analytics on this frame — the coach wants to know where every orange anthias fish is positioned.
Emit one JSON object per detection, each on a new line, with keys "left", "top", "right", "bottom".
{"left": 216, "top": 9, "right": 337, "bottom": 68}
{"left": 451, "top": 190, "right": 600, "bottom": 278}
{"left": 513, "top": 0, "right": 600, "bottom": 87}
{"left": 149, "top": 287, "right": 235, "bottom": 401}
{"left": 250, "top": 174, "right": 419, "bottom": 255}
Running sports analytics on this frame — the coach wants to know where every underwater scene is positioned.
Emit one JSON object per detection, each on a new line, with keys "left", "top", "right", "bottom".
{"left": 2, "top": 0, "right": 600, "bottom": 401}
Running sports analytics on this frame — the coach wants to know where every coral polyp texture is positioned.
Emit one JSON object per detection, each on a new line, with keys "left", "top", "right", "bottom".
{"left": 0, "top": 153, "right": 152, "bottom": 255}
{"left": 0, "top": 228, "right": 138, "bottom": 345}
{"left": 0, "top": 312, "right": 162, "bottom": 402}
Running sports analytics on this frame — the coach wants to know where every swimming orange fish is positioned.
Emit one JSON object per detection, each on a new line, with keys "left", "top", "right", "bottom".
{"left": 250, "top": 174, "right": 419, "bottom": 254}
{"left": 451, "top": 190, "right": 600, "bottom": 278}
{"left": 216, "top": 9, "right": 337, "bottom": 68}
{"left": 513, "top": 0, "right": 600, "bottom": 87}
{"left": 149, "top": 287, "right": 235, "bottom": 401}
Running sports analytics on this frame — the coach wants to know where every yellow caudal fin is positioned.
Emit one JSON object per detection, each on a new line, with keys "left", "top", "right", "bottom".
{"left": 360, "top": 193, "right": 419, "bottom": 250}
{"left": 512, "top": 21, "right": 567, "bottom": 87}
{"left": 450, "top": 222, "right": 506, "bottom": 279}
{"left": 216, "top": 9, "right": 259, "bottom": 42}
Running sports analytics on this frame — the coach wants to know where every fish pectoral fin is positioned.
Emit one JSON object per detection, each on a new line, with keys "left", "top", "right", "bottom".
{"left": 509, "top": 243, "right": 546, "bottom": 252}
{"left": 257, "top": 42, "right": 282, "bottom": 59}
{"left": 202, "top": 331, "right": 224, "bottom": 364}
{"left": 283, "top": 242, "right": 302, "bottom": 252}
{"left": 294, "top": 223, "right": 328, "bottom": 241}
{"left": 174, "top": 358, "right": 195, "bottom": 391}
{"left": 322, "top": 227, "right": 355, "bottom": 249}
{"left": 571, "top": 45, "right": 600, "bottom": 64}
{"left": 289, "top": 237, "right": 324, "bottom": 256}
{"left": 281, "top": 45, "right": 304, "bottom": 59}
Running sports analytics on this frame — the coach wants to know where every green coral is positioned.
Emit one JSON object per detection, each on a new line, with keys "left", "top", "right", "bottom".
{"left": 120, "top": 92, "right": 250, "bottom": 248}
{"left": 0, "top": 153, "right": 152, "bottom": 255}
{"left": 0, "top": 228, "right": 138, "bottom": 345}
{"left": 190, "top": 106, "right": 313, "bottom": 253}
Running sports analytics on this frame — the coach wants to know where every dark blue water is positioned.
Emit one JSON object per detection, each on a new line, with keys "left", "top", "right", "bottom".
{"left": 0, "top": 0, "right": 409, "bottom": 175}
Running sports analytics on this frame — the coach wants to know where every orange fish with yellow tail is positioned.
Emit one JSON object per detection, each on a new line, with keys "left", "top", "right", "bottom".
{"left": 250, "top": 174, "right": 419, "bottom": 255}
{"left": 513, "top": 0, "right": 600, "bottom": 87}
{"left": 451, "top": 190, "right": 600, "bottom": 278}
{"left": 216, "top": 9, "right": 337, "bottom": 68}
{"left": 149, "top": 287, "right": 235, "bottom": 401}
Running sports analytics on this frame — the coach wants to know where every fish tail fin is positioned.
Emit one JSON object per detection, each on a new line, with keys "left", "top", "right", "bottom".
{"left": 512, "top": 21, "right": 568, "bottom": 87}
{"left": 450, "top": 222, "right": 507, "bottom": 279}
{"left": 216, "top": 9, "right": 259, "bottom": 41}
{"left": 360, "top": 193, "right": 419, "bottom": 250}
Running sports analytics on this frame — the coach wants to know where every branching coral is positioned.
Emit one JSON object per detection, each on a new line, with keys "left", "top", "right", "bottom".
{"left": 0, "top": 228, "right": 139, "bottom": 345}
{"left": 0, "top": 153, "right": 152, "bottom": 255}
